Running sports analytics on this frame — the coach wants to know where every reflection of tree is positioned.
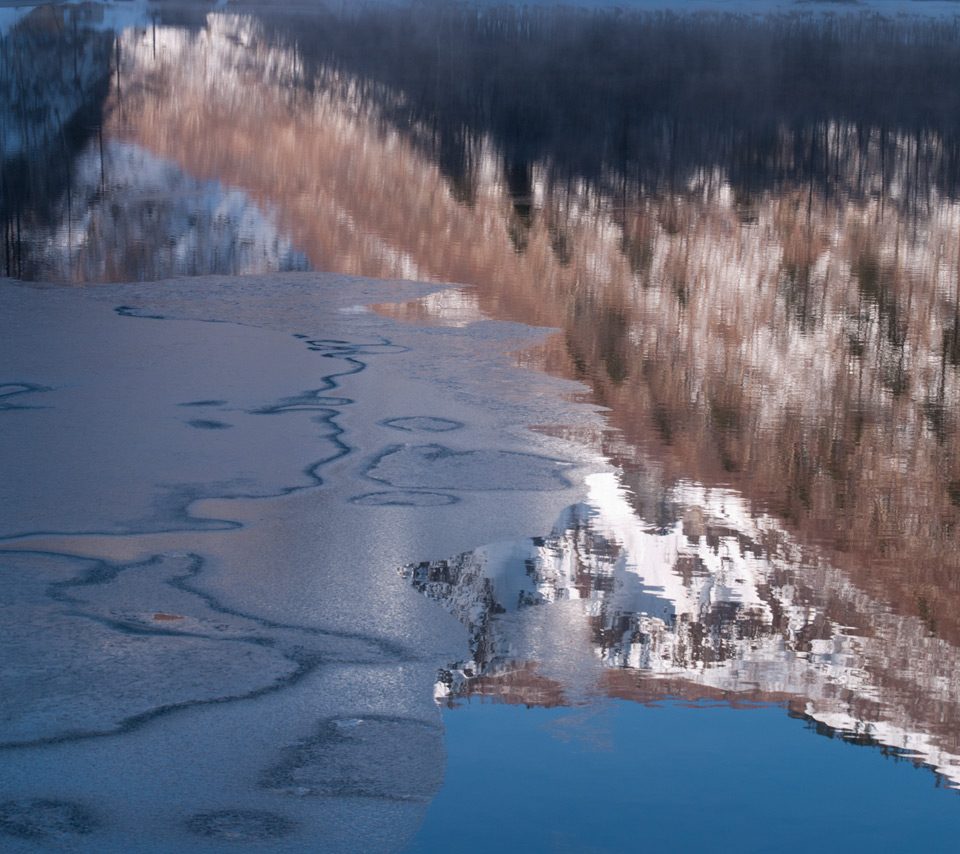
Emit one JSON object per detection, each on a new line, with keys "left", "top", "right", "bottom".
{"left": 271, "top": 6, "right": 960, "bottom": 208}
{"left": 0, "top": 5, "right": 113, "bottom": 277}
{"left": 568, "top": 188, "right": 960, "bottom": 646}
{"left": 243, "top": 8, "right": 960, "bottom": 642}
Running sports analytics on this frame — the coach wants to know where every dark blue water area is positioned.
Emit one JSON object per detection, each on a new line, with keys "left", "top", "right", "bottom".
{"left": 406, "top": 700, "right": 960, "bottom": 853}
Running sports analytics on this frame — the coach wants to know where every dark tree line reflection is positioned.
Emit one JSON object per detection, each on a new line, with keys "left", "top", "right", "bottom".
{"left": 7, "top": 5, "right": 960, "bottom": 272}
{"left": 264, "top": 5, "right": 960, "bottom": 209}
{"left": 0, "top": 5, "right": 113, "bottom": 278}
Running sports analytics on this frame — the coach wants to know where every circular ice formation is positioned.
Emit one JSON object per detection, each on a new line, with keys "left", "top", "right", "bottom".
{"left": 382, "top": 416, "right": 464, "bottom": 433}
{"left": 364, "top": 444, "right": 573, "bottom": 491}
{"left": 184, "top": 809, "right": 297, "bottom": 841}
{"left": 260, "top": 716, "right": 444, "bottom": 801}
{"left": 0, "top": 798, "right": 99, "bottom": 839}
{"left": 350, "top": 491, "right": 459, "bottom": 506}
{"left": 187, "top": 419, "right": 233, "bottom": 430}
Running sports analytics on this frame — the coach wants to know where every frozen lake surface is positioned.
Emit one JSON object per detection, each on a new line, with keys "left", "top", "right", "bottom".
{"left": 4, "top": 1, "right": 960, "bottom": 851}
{"left": 1, "top": 273, "right": 598, "bottom": 852}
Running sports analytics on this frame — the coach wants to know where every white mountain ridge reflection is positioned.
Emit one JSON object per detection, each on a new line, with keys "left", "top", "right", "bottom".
{"left": 404, "top": 470, "right": 960, "bottom": 789}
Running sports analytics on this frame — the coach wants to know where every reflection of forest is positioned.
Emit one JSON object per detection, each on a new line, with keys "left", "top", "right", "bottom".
{"left": 277, "top": 5, "right": 960, "bottom": 206}
{"left": 96, "top": 11, "right": 960, "bottom": 642}
{"left": 0, "top": 5, "right": 113, "bottom": 276}
{"left": 330, "top": 7, "right": 960, "bottom": 652}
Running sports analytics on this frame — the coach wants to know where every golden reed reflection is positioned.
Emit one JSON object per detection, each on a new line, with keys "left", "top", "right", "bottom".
{"left": 101, "top": 12, "right": 960, "bottom": 643}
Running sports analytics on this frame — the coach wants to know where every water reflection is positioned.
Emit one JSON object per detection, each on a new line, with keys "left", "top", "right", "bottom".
{"left": 0, "top": 4, "right": 113, "bottom": 278}
{"left": 25, "top": 139, "right": 309, "bottom": 281}
{"left": 1, "top": 5, "right": 309, "bottom": 281}
{"left": 402, "top": 471, "right": 960, "bottom": 788}
{"left": 5, "top": 0, "right": 960, "bottom": 798}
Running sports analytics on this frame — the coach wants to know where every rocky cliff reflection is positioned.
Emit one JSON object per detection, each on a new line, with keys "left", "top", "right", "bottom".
{"left": 402, "top": 472, "right": 960, "bottom": 789}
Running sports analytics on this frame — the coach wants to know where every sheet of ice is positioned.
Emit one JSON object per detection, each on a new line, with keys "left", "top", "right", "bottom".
{"left": 0, "top": 272, "right": 602, "bottom": 853}
{"left": 1, "top": 290, "right": 342, "bottom": 537}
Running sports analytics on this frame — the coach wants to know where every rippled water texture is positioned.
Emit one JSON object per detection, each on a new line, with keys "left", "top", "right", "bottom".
{"left": 4, "top": 1, "right": 960, "bottom": 851}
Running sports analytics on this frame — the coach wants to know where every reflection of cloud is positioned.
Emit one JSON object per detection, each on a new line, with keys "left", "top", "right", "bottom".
{"left": 404, "top": 470, "right": 960, "bottom": 789}
{"left": 542, "top": 705, "right": 615, "bottom": 754}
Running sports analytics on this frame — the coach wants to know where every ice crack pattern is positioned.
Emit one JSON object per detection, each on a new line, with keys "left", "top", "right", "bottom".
{"left": 0, "top": 302, "right": 414, "bottom": 540}
{"left": 0, "top": 287, "right": 477, "bottom": 853}
{"left": 0, "top": 549, "right": 411, "bottom": 751}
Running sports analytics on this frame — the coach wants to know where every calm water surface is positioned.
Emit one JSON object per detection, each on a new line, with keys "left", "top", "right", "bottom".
{"left": 4, "top": 1, "right": 960, "bottom": 849}
{"left": 410, "top": 700, "right": 960, "bottom": 852}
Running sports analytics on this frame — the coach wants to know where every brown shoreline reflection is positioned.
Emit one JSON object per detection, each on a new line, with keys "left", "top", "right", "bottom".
{"left": 5, "top": 5, "right": 960, "bottom": 788}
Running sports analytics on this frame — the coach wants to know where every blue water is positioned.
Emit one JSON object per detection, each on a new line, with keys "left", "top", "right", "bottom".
{"left": 407, "top": 700, "right": 960, "bottom": 853}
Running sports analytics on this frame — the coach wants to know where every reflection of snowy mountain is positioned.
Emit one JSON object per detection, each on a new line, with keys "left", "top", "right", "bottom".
{"left": 403, "top": 471, "right": 960, "bottom": 789}
{"left": 22, "top": 140, "right": 309, "bottom": 281}
{"left": 4, "top": 8, "right": 308, "bottom": 281}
